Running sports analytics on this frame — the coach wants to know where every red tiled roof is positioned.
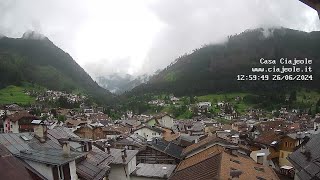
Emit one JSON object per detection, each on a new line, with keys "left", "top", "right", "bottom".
{"left": 254, "top": 132, "right": 283, "bottom": 145}
{"left": 181, "top": 134, "right": 233, "bottom": 156}
{"left": 170, "top": 152, "right": 222, "bottom": 180}
{"left": 171, "top": 144, "right": 280, "bottom": 180}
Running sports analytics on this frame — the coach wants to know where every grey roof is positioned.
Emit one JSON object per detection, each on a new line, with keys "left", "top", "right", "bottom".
{"left": 191, "top": 122, "right": 205, "bottom": 131}
{"left": 131, "top": 163, "right": 176, "bottom": 178}
{"left": 108, "top": 148, "right": 139, "bottom": 164}
{"left": 115, "top": 137, "right": 145, "bottom": 147}
{"left": 15, "top": 148, "right": 85, "bottom": 165}
{"left": 134, "top": 125, "right": 163, "bottom": 134}
{"left": 179, "top": 134, "right": 201, "bottom": 142}
{"left": 148, "top": 138, "right": 183, "bottom": 159}
{"left": 288, "top": 133, "right": 320, "bottom": 180}
{"left": 49, "top": 127, "right": 114, "bottom": 180}
{"left": 0, "top": 133, "right": 85, "bottom": 165}
{"left": 77, "top": 148, "right": 114, "bottom": 180}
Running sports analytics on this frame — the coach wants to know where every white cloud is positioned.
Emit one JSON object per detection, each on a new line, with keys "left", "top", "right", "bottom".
{"left": 0, "top": 0, "right": 319, "bottom": 77}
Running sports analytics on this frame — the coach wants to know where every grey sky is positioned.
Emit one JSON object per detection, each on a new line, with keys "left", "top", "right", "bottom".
{"left": 0, "top": 0, "right": 319, "bottom": 78}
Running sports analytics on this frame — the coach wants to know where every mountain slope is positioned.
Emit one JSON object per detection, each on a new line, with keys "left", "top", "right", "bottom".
{"left": 97, "top": 73, "right": 150, "bottom": 94}
{"left": 0, "top": 31, "right": 114, "bottom": 105}
{"left": 129, "top": 28, "right": 320, "bottom": 96}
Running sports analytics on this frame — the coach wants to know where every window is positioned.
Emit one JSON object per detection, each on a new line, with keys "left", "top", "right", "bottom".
{"left": 10, "top": 125, "right": 12, "bottom": 128}
{"left": 152, "top": 132, "right": 156, "bottom": 135}
{"left": 285, "top": 142, "right": 288, "bottom": 147}
{"left": 52, "top": 164, "right": 71, "bottom": 180}
{"left": 257, "top": 156, "right": 264, "bottom": 165}
{"left": 289, "top": 142, "right": 293, "bottom": 147}
{"left": 58, "top": 166, "right": 64, "bottom": 179}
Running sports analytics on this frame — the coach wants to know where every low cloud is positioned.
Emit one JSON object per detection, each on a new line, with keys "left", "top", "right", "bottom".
{"left": 0, "top": 0, "right": 319, "bottom": 77}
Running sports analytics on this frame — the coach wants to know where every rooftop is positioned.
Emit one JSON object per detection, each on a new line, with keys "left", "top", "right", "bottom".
{"left": 131, "top": 163, "right": 176, "bottom": 179}
{"left": 108, "top": 148, "right": 139, "bottom": 164}
{"left": 148, "top": 138, "right": 183, "bottom": 159}
{"left": 0, "top": 144, "right": 38, "bottom": 180}
{"left": 171, "top": 144, "right": 280, "bottom": 180}
{"left": 288, "top": 133, "right": 320, "bottom": 180}
{"left": 77, "top": 148, "right": 114, "bottom": 180}
{"left": 181, "top": 134, "right": 234, "bottom": 157}
{"left": 5, "top": 111, "right": 36, "bottom": 122}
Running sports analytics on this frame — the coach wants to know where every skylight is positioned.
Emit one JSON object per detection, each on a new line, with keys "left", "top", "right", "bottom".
{"left": 20, "top": 135, "right": 32, "bottom": 141}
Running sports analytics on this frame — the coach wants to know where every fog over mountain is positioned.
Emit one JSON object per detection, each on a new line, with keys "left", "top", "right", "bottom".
{"left": 96, "top": 73, "right": 151, "bottom": 94}
{"left": 0, "top": 0, "right": 319, "bottom": 79}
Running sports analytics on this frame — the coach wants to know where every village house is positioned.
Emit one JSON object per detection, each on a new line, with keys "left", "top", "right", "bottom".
{"left": 288, "top": 132, "right": 320, "bottom": 180}
{"left": 131, "top": 163, "right": 176, "bottom": 180}
{"left": 3, "top": 111, "right": 37, "bottom": 133}
{"left": 112, "top": 136, "right": 146, "bottom": 150}
{"left": 65, "top": 119, "right": 87, "bottom": 131}
{"left": 251, "top": 130, "right": 307, "bottom": 176}
{"left": 107, "top": 147, "right": 139, "bottom": 180}
{"left": 181, "top": 134, "right": 250, "bottom": 159}
{"left": 136, "top": 138, "right": 183, "bottom": 165}
{"left": 146, "top": 113, "right": 174, "bottom": 129}
{"left": 133, "top": 125, "right": 163, "bottom": 141}
{"left": 0, "top": 128, "right": 83, "bottom": 180}
{"left": 161, "top": 126, "right": 180, "bottom": 142}
{"left": 103, "top": 125, "right": 131, "bottom": 139}
{"left": 170, "top": 144, "right": 280, "bottom": 180}
{"left": 0, "top": 125, "right": 114, "bottom": 180}
{"left": 173, "top": 134, "right": 203, "bottom": 148}
{"left": 74, "top": 124, "right": 105, "bottom": 140}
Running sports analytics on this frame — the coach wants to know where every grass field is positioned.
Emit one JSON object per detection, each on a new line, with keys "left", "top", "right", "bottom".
{"left": 197, "top": 92, "right": 250, "bottom": 114}
{"left": 0, "top": 85, "right": 35, "bottom": 105}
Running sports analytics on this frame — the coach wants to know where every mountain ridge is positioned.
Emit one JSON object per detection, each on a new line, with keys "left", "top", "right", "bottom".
{"left": 0, "top": 31, "right": 115, "bottom": 105}
{"left": 128, "top": 28, "right": 320, "bottom": 97}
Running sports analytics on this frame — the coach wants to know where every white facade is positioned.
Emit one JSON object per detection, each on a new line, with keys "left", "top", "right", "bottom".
{"left": 157, "top": 115, "right": 174, "bottom": 129}
{"left": 250, "top": 148, "right": 270, "bottom": 166}
{"left": 134, "top": 127, "right": 161, "bottom": 141}
{"left": 3, "top": 119, "right": 19, "bottom": 133}
{"left": 109, "top": 156, "right": 137, "bottom": 180}
{"left": 250, "top": 148, "right": 275, "bottom": 168}
{"left": 25, "top": 160, "right": 78, "bottom": 180}
{"left": 69, "top": 161, "right": 78, "bottom": 180}
{"left": 25, "top": 160, "right": 54, "bottom": 180}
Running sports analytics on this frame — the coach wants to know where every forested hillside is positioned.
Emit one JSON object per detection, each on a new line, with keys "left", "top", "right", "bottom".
{"left": 0, "top": 32, "right": 115, "bottom": 105}
{"left": 129, "top": 28, "right": 320, "bottom": 96}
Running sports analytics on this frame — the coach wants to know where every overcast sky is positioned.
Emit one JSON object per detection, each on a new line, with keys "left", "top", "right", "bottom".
{"left": 0, "top": 0, "right": 319, "bottom": 78}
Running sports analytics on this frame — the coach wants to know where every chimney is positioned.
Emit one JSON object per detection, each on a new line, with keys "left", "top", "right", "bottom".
{"left": 230, "top": 170, "right": 242, "bottom": 180}
{"left": 106, "top": 144, "right": 111, "bottom": 154}
{"left": 33, "top": 120, "right": 47, "bottom": 143}
{"left": 122, "top": 149, "right": 127, "bottom": 157}
{"left": 225, "top": 146, "right": 239, "bottom": 156}
{"left": 62, "top": 141, "right": 71, "bottom": 157}
{"left": 121, "top": 149, "right": 127, "bottom": 162}
{"left": 82, "top": 141, "right": 93, "bottom": 152}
